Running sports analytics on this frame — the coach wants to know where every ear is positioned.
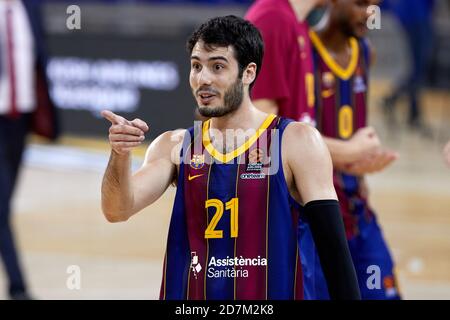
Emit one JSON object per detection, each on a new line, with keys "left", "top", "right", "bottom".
{"left": 242, "top": 63, "right": 257, "bottom": 86}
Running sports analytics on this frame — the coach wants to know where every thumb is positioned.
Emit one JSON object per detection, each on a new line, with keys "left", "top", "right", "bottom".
{"left": 131, "top": 118, "right": 149, "bottom": 133}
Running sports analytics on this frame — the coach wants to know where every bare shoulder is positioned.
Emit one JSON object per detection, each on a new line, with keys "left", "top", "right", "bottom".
{"left": 282, "top": 122, "right": 331, "bottom": 167}
{"left": 281, "top": 122, "right": 335, "bottom": 203}
{"left": 144, "top": 129, "right": 187, "bottom": 165}
{"left": 283, "top": 122, "right": 326, "bottom": 152}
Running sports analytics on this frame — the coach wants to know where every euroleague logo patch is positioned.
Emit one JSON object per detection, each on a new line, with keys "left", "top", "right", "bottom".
{"left": 248, "top": 148, "right": 264, "bottom": 164}
{"left": 241, "top": 149, "right": 266, "bottom": 180}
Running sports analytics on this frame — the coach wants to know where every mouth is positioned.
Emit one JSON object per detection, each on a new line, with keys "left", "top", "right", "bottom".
{"left": 198, "top": 91, "right": 217, "bottom": 104}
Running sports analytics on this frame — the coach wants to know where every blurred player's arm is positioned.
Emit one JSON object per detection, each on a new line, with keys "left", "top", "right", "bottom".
{"left": 101, "top": 110, "right": 182, "bottom": 222}
{"left": 284, "top": 123, "right": 360, "bottom": 300}
{"left": 322, "top": 127, "right": 380, "bottom": 169}
{"left": 322, "top": 126, "right": 397, "bottom": 175}
{"left": 257, "top": 97, "right": 397, "bottom": 175}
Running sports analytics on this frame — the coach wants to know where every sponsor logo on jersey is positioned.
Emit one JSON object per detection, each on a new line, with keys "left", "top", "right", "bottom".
{"left": 321, "top": 88, "right": 335, "bottom": 98}
{"left": 188, "top": 174, "right": 204, "bottom": 181}
{"left": 206, "top": 255, "right": 267, "bottom": 279}
{"left": 190, "top": 252, "right": 202, "bottom": 279}
{"left": 240, "top": 173, "right": 266, "bottom": 180}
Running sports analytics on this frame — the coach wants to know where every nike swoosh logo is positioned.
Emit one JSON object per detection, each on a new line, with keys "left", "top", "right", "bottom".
{"left": 188, "top": 174, "right": 204, "bottom": 181}
{"left": 321, "top": 89, "right": 335, "bottom": 98}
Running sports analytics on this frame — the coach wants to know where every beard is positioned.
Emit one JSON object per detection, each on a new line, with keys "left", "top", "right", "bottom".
{"left": 197, "top": 78, "right": 244, "bottom": 118}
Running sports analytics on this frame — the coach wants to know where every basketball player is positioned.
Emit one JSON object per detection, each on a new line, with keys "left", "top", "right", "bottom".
{"left": 100, "top": 16, "right": 360, "bottom": 300}
{"left": 246, "top": 0, "right": 327, "bottom": 122}
{"left": 308, "top": 0, "right": 401, "bottom": 299}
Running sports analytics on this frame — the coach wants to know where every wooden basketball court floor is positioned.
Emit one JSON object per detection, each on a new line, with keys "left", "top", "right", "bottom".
{"left": 0, "top": 83, "right": 449, "bottom": 300}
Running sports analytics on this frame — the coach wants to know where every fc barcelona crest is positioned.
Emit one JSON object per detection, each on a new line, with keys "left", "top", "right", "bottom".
{"left": 190, "top": 154, "right": 205, "bottom": 169}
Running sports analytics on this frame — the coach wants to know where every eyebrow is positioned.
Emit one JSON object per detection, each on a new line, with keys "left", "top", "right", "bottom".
{"left": 191, "top": 55, "right": 229, "bottom": 63}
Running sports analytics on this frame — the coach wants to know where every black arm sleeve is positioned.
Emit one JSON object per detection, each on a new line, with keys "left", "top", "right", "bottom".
{"left": 304, "top": 199, "right": 361, "bottom": 300}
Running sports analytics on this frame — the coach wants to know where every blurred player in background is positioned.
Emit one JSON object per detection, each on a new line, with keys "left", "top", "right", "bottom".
{"left": 245, "top": 0, "right": 325, "bottom": 122}
{"left": 309, "top": 0, "right": 401, "bottom": 299}
{"left": 0, "top": 0, "right": 58, "bottom": 300}
{"left": 247, "top": 0, "right": 402, "bottom": 299}
{"left": 101, "top": 15, "right": 360, "bottom": 300}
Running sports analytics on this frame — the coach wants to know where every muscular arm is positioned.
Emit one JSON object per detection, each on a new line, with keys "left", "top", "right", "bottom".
{"left": 101, "top": 151, "right": 134, "bottom": 222}
{"left": 132, "top": 130, "right": 184, "bottom": 212}
{"left": 284, "top": 123, "right": 337, "bottom": 203}
{"left": 284, "top": 123, "right": 360, "bottom": 299}
{"left": 101, "top": 126, "right": 183, "bottom": 222}
{"left": 101, "top": 131, "right": 180, "bottom": 222}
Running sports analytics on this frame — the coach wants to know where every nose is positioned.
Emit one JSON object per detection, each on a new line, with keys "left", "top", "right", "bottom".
{"left": 197, "top": 67, "right": 213, "bottom": 86}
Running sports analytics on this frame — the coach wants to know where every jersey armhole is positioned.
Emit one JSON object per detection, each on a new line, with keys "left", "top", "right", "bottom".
{"left": 276, "top": 118, "right": 303, "bottom": 210}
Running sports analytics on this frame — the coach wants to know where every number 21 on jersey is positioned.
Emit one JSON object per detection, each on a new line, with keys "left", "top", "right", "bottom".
{"left": 205, "top": 198, "right": 238, "bottom": 239}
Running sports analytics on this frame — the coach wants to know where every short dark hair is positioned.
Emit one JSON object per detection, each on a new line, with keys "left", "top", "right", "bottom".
{"left": 186, "top": 15, "right": 264, "bottom": 91}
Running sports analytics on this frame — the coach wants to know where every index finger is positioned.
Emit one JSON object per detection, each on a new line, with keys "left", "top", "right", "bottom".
{"left": 101, "top": 110, "right": 126, "bottom": 125}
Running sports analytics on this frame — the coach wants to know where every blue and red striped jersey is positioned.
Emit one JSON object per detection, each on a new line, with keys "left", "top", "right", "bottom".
{"left": 310, "top": 30, "right": 372, "bottom": 238}
{"left": 160, "top": 115, "right": 305, "bottom": 300}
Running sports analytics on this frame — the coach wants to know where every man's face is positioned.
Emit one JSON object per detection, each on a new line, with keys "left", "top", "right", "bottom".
{"left": 190, "top": 41, "right": 244, "bottom": 118}
{"left": 334, "top": 0, "right": 371, "bottom": 38}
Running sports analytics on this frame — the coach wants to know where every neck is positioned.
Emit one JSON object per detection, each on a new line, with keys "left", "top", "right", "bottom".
{"left": 208, "top": 96, "right": 268, "bottom": 133}
{"left": 206, "top": 95, "right": 271, "bottom": 155}
{"left": 317, "top": 22, "right": 350, "bottom": 54}
{"left": 289, "top": 0, "right": 316, "bottom": 22}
